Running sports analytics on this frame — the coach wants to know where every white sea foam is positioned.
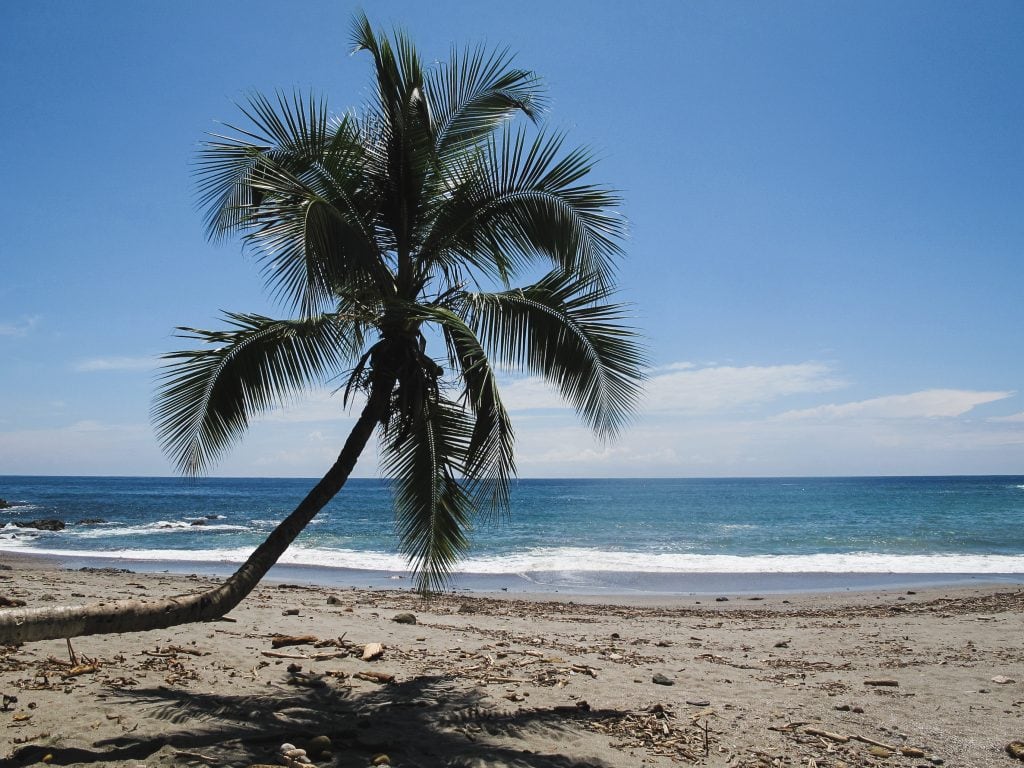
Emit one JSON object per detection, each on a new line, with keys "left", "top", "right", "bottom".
{"left": 64, "top": 521, "right": 251, "bottom": 538}
{"left": 2, "top": 543, "right": 1023, "bottom": 574}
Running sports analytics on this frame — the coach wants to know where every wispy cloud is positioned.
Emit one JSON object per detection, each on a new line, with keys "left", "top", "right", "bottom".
{"left": 497, "top": 362, "right": 846, "bottom": 415}
{"left": 0, "top": 316, "right": 40, "bottom": 337}
{"left": 988, "top": 411, "right": 1024, "bottom": 423}
{"left": 778, "top": 389, "right": 1013, "bottom": 421}
{"left": 643, "top": 362, "right": 845, "bottom": 414}
{"left": 73, "top": 356, "right": 158, "bottom": 372}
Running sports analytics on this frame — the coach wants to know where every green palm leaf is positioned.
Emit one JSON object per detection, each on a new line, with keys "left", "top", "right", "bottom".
{"left": 416, "top": 304, "right": 515, "bottom": 517}
{"left": 462, "top": 272, "right": 645, "bottom": 440}
{"left": 380, "top": 394, "right": 476, "bottom": 592}
{"left": 421, "top": 128, "right": 624, "bottom": 288}
{"left": 196, "top": 93, "right": 386, "bottom": 316}
{"left": 427, "top": 43, "right": 544, "bottom": 158}
{"left": 153, "top": 312, "right": 363, "bottom": 475}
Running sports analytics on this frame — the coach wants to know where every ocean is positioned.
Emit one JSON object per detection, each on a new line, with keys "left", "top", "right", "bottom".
{"left": 1, "top": 475, "right": 1023, "bottom": 594}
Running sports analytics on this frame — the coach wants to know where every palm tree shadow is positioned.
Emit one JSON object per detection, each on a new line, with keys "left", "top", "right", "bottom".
{"left": 5, "top": 674, "right": 624, "bottom": 767}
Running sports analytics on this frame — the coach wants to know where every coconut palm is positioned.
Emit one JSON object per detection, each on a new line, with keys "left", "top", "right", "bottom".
{"left": 0, "top": 15, "right": 642, "bottom": 644}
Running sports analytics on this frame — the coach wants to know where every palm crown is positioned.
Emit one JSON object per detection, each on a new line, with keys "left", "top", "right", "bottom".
{"left": 153, "top": 15, "right": 644, "bottom": 591}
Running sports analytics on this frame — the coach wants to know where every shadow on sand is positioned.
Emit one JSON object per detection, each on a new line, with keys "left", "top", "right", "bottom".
{"left": 6, "top": 673, "right": 626, "bottom": 767}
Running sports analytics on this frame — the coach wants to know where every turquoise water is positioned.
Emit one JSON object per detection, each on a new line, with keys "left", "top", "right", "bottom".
{"left": 1, "top": 475, "right": 1023, "bottom": 592}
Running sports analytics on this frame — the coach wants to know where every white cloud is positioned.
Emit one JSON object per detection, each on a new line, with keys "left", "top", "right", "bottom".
{"left": 0, "top": 316, "right": 40, "bottom": 337}
{"left": 779, "top": 389, "right": 1013, "bottom": 421}
{"left": 988, "top": 412, "right": 1024, "bottom": 423}
{"left": 74, "top": 356, "right": 157, "bottom": 372}
{"left": 498, "top": 362, "right": 846, "bottom": 416}
{"left": 643, "top": 362, "right": 846, "bottom": 413}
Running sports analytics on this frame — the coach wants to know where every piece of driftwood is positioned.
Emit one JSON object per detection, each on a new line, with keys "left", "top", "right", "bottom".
{"left": 271, "top": 634, "right": 319, "bottom": 649}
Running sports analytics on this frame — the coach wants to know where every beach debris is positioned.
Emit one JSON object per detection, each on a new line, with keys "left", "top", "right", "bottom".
{"left": 863, "top": 678, "right": 899, "bottom": 687}
{"left": 652, "top": 672, "right": 675, "bottom": 686}
{"left": 353, "top": 670, "right": 394, "bottom": 684}
{"left": 62, "top": 663, "right": 99, "bottom": 678}
{"left": 2, "top": 693, "right": 17, "bottom": 710}
{"left": 392, "top": 612, "right": 417, "bottom": 624}
{"left": 0, "top": 596, "right": 27, "bottom": 607}
{"left": 992, "top": 675, "right": 1016, "bottom": 684}
{"left": 272, "top": 634, "right": 319, "bottom": 649}
{"left": 686, "top": 699, "right": 711, "bottom": 707}
{"left": 1007, "top": 741, "right": 1024, "bottom": 761}
{"left": 262, "top": 650, "right": 309, "bottom": 659}
{"left": 361, "top": 642, "right": 384, "bottom": 661}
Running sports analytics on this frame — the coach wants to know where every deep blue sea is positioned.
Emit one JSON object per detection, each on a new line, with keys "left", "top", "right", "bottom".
{"left": 2, "top": 476, "right": 1023, "bottom": 594}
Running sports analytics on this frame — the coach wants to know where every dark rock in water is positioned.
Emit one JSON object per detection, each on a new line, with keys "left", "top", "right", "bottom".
{"left": 392, "top": 612, "right": 417, "bottom": 625}
{"left": 0, "top": 498, "right": 10, "bottom": 509}
{"left": 76, "top": 518, "right": 107, "bottom": 525}
{"left": 13, "top": 519, "right": 65, "bottom": 531}
{"left": 190, "top": 519, "right": 207, "bottom": 526}
{"left": 652, "top": 673, "right": 675, "bottom": 686}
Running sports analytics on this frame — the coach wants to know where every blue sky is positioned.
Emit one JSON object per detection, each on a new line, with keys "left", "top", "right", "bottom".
{"left": 1, "top": 1, "right": 1022, "bottom": 478}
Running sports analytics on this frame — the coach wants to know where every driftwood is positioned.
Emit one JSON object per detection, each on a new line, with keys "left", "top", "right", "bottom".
{"left": 271, "top": 634, "right": 319, "bottom": 649}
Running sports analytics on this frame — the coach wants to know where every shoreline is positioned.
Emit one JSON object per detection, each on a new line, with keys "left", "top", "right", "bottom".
{"left": 3, "top": 548, "right": 1022, "bottom": 599}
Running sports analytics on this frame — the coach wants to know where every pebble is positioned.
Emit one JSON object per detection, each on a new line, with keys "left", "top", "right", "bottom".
{"left": 652, "top": 673, "right": 675, "bottom": 686}
{"left": 326, "top": 595, "right": 342, "bottom": 605}
{"left": 392, "top": 612, "right": 417, "bottom": 624}
{"left": 686, "top": 699, "right": 711, "bottom": 707}
{"left": 282, "top": 608, "right": 299, "bottom": 616}
{"left": 362, "top": 642, "right": 385, "bottom": 661}
{"left": 993, "top": 675, "right": 1016, "bottom": 684}
{"left": 1008, "top": 741, "right": 1024, "bottom": 761}
{"left": 306, "top": 735, "right": 332, "bottom": 757}
{"left": 371, "top": 754, "right": 391, "bottom": 765}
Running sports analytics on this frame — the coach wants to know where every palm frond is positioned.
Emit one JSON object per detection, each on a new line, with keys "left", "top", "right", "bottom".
{"left": 462, "top": 272, "right": 645, "bottom": 440}
{"left": 421, "top": 128, "right": 625, "bottom": 288}
{"left": 196, "top": 92, "right": 386, "bottom": 315}
{"left": 416, "top": 305, "right": 515, "bottom": 517}
{"left": 380, "top": 394, "right": 476, "bottom": 592}
{"left": 153, "top": 312, "right": 364, "bottom": 475}
{"left": 426, "top": 43, "right": 544, "bottom": 158}
{"left": 351, "top": 12, "right": 435, "bottom": 269}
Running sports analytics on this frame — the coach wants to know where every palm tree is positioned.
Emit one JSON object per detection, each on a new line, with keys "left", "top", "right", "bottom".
{"left": 0, "top": 15, "right": 642, "bottom": 644}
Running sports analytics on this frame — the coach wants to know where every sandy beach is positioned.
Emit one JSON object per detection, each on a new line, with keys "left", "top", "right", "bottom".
{"left": 1, "top": 556, "right": 1022, "bottom": 768}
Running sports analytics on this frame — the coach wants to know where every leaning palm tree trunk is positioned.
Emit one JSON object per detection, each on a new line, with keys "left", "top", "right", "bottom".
{"left": 0, "top": 382, "right": 392, "bottom": 645}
